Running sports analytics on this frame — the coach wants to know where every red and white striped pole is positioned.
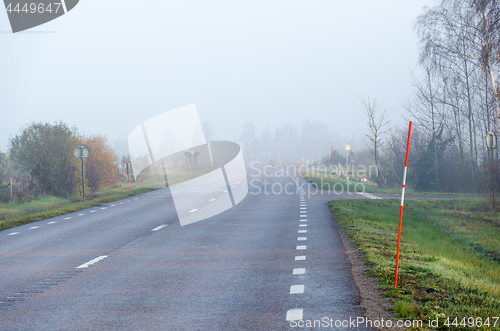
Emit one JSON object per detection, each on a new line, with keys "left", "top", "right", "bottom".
{"left": 394, "top": 121, "right": 412, "bottom": 288}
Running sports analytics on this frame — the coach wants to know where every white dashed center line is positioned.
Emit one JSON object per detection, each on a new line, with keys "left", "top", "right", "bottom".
{"left": 300, "top": 219, "right": 307, "bottom": 222}
{"left": 151, "top": 224, "right": 168, "bottom": 232}
{"left": 293, "top": 268, "right": 305, "bottom": 275}
{"left": 300, "top": 215, "right": 307, "bottom": 217}
{"left": 100, "top": 207, "right": 107, "bottom": 210}
{"left": 28, "top": 226, "right": 39, "bottom": 230}
{"left": 90, "top": 210, "right": 96, "bottom": 213}
{"left": 296, "top": 245, "right": 307, "bottom": 250}
{"left": 64, "top": 217, "right": 71, "bottom": 220}
{"left": 299, "top": 224, "right": 307, "bottom": 227}
{"left": 297, "top": 237, "right": 307, "bottom": 241}
{"left": 209, "top": 198, "right": 216, "bottom": 202}
{"left": 76, "top": 255, "right": 108, "bottom": 269}
{"left": 7, "top": 232, "right": 19, "bottom": 236}
{"left": 47, "top": 221, "right": 56, "bottom": 224}
{"left": 189, "top": 209, "right": 198, "bottom": 213}
{"left": 290, "top": 285, "right": 304, "bottom": 294}
{"left": 295, "top": 256, "right": 306, "bottom": 261}
{"left": 78, "top": 214, "right": 84, "bottom": 216}
{"left": 298, "top": 230, "right": 307, "bottom": 233}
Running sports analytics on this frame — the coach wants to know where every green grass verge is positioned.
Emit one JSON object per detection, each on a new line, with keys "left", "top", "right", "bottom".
{"left": 0, "top": 184, "right": 156, "bottom": 232}
{"left": 330, "top": 198, "right": 500, "bottom": 330}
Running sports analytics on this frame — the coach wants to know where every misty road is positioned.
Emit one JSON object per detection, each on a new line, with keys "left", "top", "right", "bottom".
{"left": 0, "top": 165, "right": 385, "bottom": 330}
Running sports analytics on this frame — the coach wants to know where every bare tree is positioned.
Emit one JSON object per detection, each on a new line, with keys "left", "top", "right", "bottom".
{"left": 360, "top": 96, "right": 390, "bottom": 188}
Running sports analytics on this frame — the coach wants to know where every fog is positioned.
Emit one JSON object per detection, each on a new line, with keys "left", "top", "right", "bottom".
{"left": 1, "top": 0, "right": 435, "bottom": 158}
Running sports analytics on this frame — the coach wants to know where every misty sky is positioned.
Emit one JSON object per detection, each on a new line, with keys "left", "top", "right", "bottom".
{"left": 1, "top": 0, "right": 434, "bottom": 156}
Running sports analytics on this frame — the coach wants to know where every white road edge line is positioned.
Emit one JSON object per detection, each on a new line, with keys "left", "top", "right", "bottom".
{"left": 290, "top": 285, "right": 304, "bottom": 294}
{"left": 151, "top": 224, "right": 168, "bottom": 232}
{"left": 76, "top": 255, "right": 108, "bottom": 269}
{"left": 286, "top": 308, "right": 303, "bottom": 321}
{"left": 293, "top": 268, "right": 306, "bottom": 275}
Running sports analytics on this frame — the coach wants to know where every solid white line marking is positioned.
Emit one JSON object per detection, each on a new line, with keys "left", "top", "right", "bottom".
{"left": 286, "top": 308, "right": 303, "bottom": 321}
{"left": 298, "top": 237, "right": 307, "bottom": 241}
{"left": 293, "top": 268, "right": 305, "bottom": 275}
{"left": 64, "top": 217, "right": 71, "bottom": 220}
{"left": 48, "top": 221, "right": 56, "bottom": 224}
{"left": 28, "top": 226, "right": 39, "bottom": 230}
{"left": 298, "top": 230, "right": 307, "bottom": 233}
{"left": 77, "top": 255, "right": 108, "bottom": 269}
{"left": 209, "top": 198, "right": 216, "bottom": 201}
{"left": 295, "top": 256, "right": 306, "bottom": 261}
{"left": 290, "top": 285, "right": 304, "bottom": 294}
{"left": 296, "top": 245, "right": 306, "bottom": 250}
{"left": 299, "top": 224, "right": 307, "bottom": 227}
{"left": 7, "top": 232, "right": 19, "bottom": 236}
{"left": 356, "top": 192, "right": 382, "bottom": 200}
{"left": 151, "top": 224, "right": 167, "bottom": 232}
{"left": 189, "top": 209, "right": 198, "bottom": 213}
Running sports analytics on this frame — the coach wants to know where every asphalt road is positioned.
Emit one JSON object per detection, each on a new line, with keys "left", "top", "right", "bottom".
{"left": 0, "top": 164, "right": 394, "bottom": 330}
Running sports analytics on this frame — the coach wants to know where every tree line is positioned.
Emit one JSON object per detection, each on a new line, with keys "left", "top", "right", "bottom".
{"left": 0, "top": 121, "right": 121, "bottom": 203}
{"left": 365, "top": 0, "right": 500, "bottom": 194}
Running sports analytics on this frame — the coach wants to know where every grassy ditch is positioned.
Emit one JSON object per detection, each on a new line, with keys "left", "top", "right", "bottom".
{"left": 0, "top": 184, "right": 155, "bottom": 232}
{"left": 330, "top": 198, "right": 500, "bottom": 330}
{"left": 0, "top": 163, "right": 214, "bottom": 232}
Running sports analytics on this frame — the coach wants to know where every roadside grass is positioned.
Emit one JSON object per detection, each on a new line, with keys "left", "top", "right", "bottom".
{"left": 306, "top": 170, "right": 479, "bottom": 195}
{"left": 0, "top": 183, "right": 155, "bottom": 232}
{"left": 330, "top": 198, "right": 500, "bottom": 330}
{"left": 0, "top": 164, "right": 213, "bottom": 232}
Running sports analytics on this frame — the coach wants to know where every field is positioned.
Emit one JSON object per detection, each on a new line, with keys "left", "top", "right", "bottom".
{"left": 330, "top": 198, "right": 500, "bottom": 329}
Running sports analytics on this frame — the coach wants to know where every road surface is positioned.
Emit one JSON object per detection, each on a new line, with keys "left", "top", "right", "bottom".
{"left": 0, "top": 163, "right": 427, "bottom": 330}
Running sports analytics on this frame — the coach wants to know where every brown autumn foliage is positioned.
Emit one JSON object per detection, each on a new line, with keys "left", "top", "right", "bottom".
{"left": 79, "top": 134, "right": 119, "bottom": 192}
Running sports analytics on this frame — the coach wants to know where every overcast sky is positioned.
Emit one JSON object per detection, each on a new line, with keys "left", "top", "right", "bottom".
{"left": 1, "top": 0, "right": 435, "bottom": 156}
